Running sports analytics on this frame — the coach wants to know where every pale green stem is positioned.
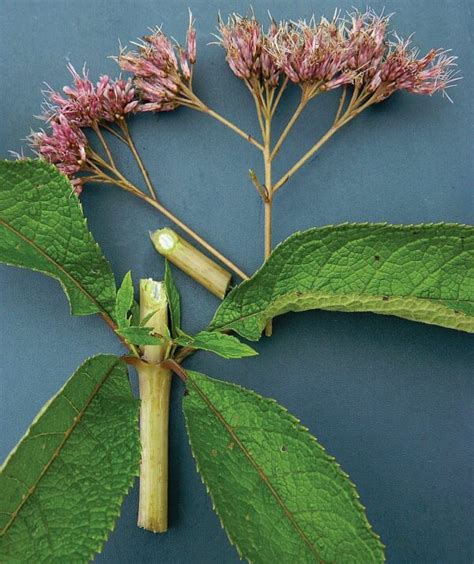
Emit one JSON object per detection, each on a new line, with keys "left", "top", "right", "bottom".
{"left": 136, "top": 279, "right": 171, "bottom": 533}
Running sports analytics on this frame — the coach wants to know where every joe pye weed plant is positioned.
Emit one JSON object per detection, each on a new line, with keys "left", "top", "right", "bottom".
{"left": 0, "top": 6, "right": 472, "bottom": 563}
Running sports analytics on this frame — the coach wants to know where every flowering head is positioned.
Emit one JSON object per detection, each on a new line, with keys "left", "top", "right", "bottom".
{"left": 217, "top": 13, "right": 280, "bottom": 87}
{"left": 43, "top": 65, "right": 139, "bottom": 126}
{"left": 343, "top": 10, "right": 389, "bottom": 79}
{"left": 368, "top": 37, "right": 458, "bottom": 100}
{"left": 43, "top": 65, "right": 102, "bottom": 127}
{"left": 268, "top": 16, "right": 354, "bottom": 93}
{"left": 118, "top": 19, "right": 197, "bottom": 113}
{"left": 28, "top": 114, "right": 88, "bottom": 193}
{"left": 97, "top": 76, "right": 139, "bottom": 121}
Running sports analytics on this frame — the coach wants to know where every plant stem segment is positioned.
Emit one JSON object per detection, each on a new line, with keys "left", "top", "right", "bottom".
{"left": 202, "top": 106, "right": 264, "bottom": 151}
{"left": 151, "top": 227, "right": 232, "bottom": 299}
{"left": 272, "top": 92, "right": 374, "bottom": 193}
{"left": 142, "top": 194, "right": 248, "bottom": 280}
{"left": 263, "top": 95, "right": 274, "bottom": 336}
{"left": 118, "top": 118, "right": 158, "bottom": 200}
{"left": 136, "top": 279, "right": 172, "bottom": 533}
{"left": 273, "top": 125, "right": 340, "bottom": 192}
{"left": 271, "top": 94, "right": 307, "bottom": 160}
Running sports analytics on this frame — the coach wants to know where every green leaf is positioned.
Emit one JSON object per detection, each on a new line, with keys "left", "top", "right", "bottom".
{"left": 175, "top": 330, "right": 257, "bottom": 359}
{"left": 165, "top": 260, "right": 181, "bottom": 337}
{"left": 210, "top": 223, "right": 474, "bottom": 339}
{"left": 115, "top": 271, "right": 134, "bottom": 328}
{"left": 129, "top": 300, "right": 140, "bottom": 326}
{"left": 0, "top": 355, "right": 140, "bottom": 561}
{"left": 139, "top": 309, "right": 159, "bottom": 327}
{"left": 116, "top": 325, "right": 165, "bottom": 346}
{"left": 183, "top": 371, "right": 384, "bottom": 563}
{"left": 0, "top": 160, "right": 116, "bottom": 318}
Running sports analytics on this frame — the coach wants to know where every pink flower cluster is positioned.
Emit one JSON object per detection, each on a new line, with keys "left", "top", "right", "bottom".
{"left": 267, "top": 16, "right": 354, "bottom": 91}
{"left": 218, "top": 10, "right": 457, "bottom": 100}
{"left": 339, "top": 10, "right": 457, "bottom": 99}
{"left": 342, "top": 11, "right": 388, "bottom": 79}
{"left": 216, "top": 14, "right": 280, "bottom": 87}
{"left": 29, "top": 65, "right": 139, "bottom": 193}
{"left": 24, "top": 9, "right": 458, "bottom": 195}
{"left": 44, "top": 64, "right": 138, "bottom": 127}
{"left": 368, "top": 38, "right": 457, "bottom": 99}
{"left": 118, "top": 18, "right": 197, "bottom": 112}
{"left": 28, "top": 115, "right": 88, "bottom": 193}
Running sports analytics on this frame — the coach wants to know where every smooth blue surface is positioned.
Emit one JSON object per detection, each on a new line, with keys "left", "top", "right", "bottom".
{"left": 0, "top": 0, "right": 473, "bottom": 562}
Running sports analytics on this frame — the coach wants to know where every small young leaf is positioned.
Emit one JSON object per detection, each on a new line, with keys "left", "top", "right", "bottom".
{"left": 0, "top": 355, "right": 140, "bottom": 562}
{"left": 175, "top": 330, "right": 257, "bottom": 359}
{"left": 129, "top": 300, "right": 140, "bottom": 326}
{"left": 165, "top": 260, "right": 181, "bottom": 337}
{"left": 139, "top": 309, "right": 159, "bottom": 327}
{"left": 117, "top": 326, "right": 165, "bottom": 346}
{"left": 211, "top": 223, "right": 474, "bottom": 339}
{"left": 183, "top": 371, "right": 384, "bottom": 563}
{"left": 115, "top": 271, "right": 134, "bottom": 328}
{"left": 0, "top": 160, "right": 116, "bottom": 318}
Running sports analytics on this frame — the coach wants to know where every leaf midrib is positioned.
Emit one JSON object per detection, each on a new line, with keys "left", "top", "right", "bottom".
{"left": 211, "top": 288, "right": 472, "bottom": 331}
{"left": 0, "top": 359, "right": 120, "bottom": 537}
{"left": 0, "top": 217, "right": 113, "bottom": 321}
{"left": 187, "top": 376, "right": 324, "bottom": 563}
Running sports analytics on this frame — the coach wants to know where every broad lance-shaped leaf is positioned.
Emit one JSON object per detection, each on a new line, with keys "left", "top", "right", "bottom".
{"left": 0, "top": 160, "right": 116, "bottom": 317}
{"left": 184, "top": 371, "right": 384, "bottom": 563}
{"left": 210, "top": 223, "right": 474, "bottom": 339}
{"left": 0, "top": 355, "right": 140, "bottom": 561}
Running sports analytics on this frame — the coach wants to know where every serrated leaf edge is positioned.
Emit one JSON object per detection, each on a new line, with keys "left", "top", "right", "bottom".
{"left": 183, "top": 371, "right": 385, "bottom": 563}
{"left": 210, "top": 222, "right": 474, "bottom": 338}
{"left": 0, "top": 354, "right": 140, "bottom": 561}
{"left": 0, "top": 159, "right": 117, "bottom": 318}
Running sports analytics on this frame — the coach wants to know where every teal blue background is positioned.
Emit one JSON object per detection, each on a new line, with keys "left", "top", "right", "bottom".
{"left": 1, "top": 0, "right": 473, "bottom": 562}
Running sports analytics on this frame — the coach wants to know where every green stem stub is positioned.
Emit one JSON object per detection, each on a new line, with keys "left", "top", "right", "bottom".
{"left": 151, "top": 228, "right": 232, "bottom": 299}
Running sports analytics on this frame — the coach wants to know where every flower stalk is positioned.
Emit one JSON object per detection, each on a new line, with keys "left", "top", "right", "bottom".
{"left": 136, "top": 279, "right": 172, "bottom": 533}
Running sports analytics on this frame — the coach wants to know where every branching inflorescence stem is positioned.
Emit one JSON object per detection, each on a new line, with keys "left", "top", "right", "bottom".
{"left": 84, "top": 124, "right": 249, "bottom": 282}
{"left": 30, "top": 9, "right": 458, "bottom": 331}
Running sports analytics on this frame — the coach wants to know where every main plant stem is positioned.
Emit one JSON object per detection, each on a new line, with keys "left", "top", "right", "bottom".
{"left": 137, "top": 363, "right": 171, "bottom": 533}
{"left": 263, "top": 120, "right": 273, "bottom": 261}
{"left": 263, "top": 99, "right": 273, "bottom": 336}
{"left": 136, "top": 279, "right": 172, "bottom": 533}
